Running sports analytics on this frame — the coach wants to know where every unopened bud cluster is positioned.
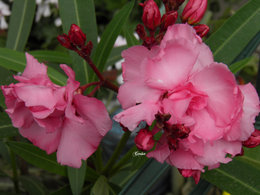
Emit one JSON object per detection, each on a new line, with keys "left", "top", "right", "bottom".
{"left": 137, "top": 0, "right": 209, "bottom": 48}
{"left": 57, "top": 24, "right": 93, "bottom": 57}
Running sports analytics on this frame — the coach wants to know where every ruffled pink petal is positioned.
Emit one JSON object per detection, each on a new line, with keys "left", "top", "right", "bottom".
{"left": 73, "top": 94, "right": 112, "bottom": 136}
{"left": 6, "top": 102, "right": 34, "bottom": 128}
{"left": 57, "top": 118, "right": 102, "bottom": 168}
{"left": 195, "top": 140, "right": 241, "bottom": 167}
{"left": 121, "top": 46, "right": 150, "bottom": 81}
{"left": 167, "top": 149, "right": 203, "bottom": 170}
{"left": 190, "top": 109, "right": 224, "bottom": 141}
{"left": 14, "top": 85, "right": 57, "bottom": 109}
{"left": 191, "top": 63, "right": 242, "bottom": 127}
{"left": 114, "top": 102, "right": 159, "bottom": 131}
{"left": 35, "top": 115, "right": 63, "bottom": 133}
{"left": 117, "top": 81, "right": 162, "bottom": 109}
{"left": 22, "top": 53, "right": 49, "bottom": 81}
{"left": 19, "top": 121, "right": 61, "bottom": 154}
{"left": 145, "top": 38, "right": 198, "bottom": 90}
{"left": 147, "top": 134, "right": 170, "bottom": 163}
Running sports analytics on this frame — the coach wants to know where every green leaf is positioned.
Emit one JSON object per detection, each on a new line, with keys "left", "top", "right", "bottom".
{"left": 0, "top": 47, "right": 67, "bottom": 85}
{"left": 119, "top": 159, "right": 170, "bottom": 195}
{"left": 29, "top": 50, "right": 72, "bottom": 65}
{"left": 91, "top": 175, "right": 110, "bottom": 195}
{"left": 7, "top": 141, "right": 67, "bottom": 176}
{"left": 229, "top": 57, "right": 252, "bottom": 74}
{"left": 0, "top": 141, "right": 11, "bottom": 163}
{"left": 85, "top": 166, "right": 100, "bottom": 182}
{"left": 20, "top": 176, "right": 48, "bottom": 195}
{"left": 91, "top": 0, "right": 135, "bottom": 82}
{"left": 206, "top": 0, "right": 260, "bottom": 65}
{"left": 67, "top": 161, "right": 86, "bottom": 195}
{"left": 6, "top": 0, "right": 36, "bottom": 51}
{"left": 203, "top": 158, "right": 260, "bottom": 195}
{"left": 123, "top": 25, "right": 140, "bottom": 47}
{"left": 237, "top": 147, "right": 260, "bottom": 170}
{"left": 58, "top": 0, "right": 98, "bottom": 84}
{"left": 0, "top": 112, "right": 19, "bottom": 138}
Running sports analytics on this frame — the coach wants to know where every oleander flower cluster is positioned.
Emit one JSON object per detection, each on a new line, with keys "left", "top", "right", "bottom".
{"left": 1, "top": 54, "right": 112, "bottom": 168}
{"left": 114, "top": 24, "right": 260, "bottom": 183}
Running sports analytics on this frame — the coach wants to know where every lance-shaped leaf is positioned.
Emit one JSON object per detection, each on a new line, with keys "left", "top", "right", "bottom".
{"left": 206, "top": 0, "right": 260, "bottom": 65}
{"left": 58, "top": 0, "right": 98, "bottom": 84}
{"left": 7, "top": 141, "right": 67, "bottom": 176}
{"left": 6, "top": 0, "right": 36, "bottom": 51}
{"left": 20, "top": 176, "right": 48, "bottom": 195}
{"left": 91, "top": 0, "right": 135, "bottom": 82}
{"left": 67, "top": 161, "right": 86, "bottom": 195}
{"left": 0, "top": 112, "right": 19, "bottom": 138}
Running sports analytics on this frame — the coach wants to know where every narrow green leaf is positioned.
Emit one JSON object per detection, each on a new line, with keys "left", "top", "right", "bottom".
{"left": 91, "top": 175, "right": 110, "bottom": 195}
{"left": 58, "top": 0, "right": 98, "bottom": 84}
{"left": 0, "top": 112, "right": 19, "bottom": 138}
{"left": 67, "top": 161, "right": 86, "bottom": 195}
{"left": 85, "top": 165, "right": 99, "bottom": 182}
{"left": 29, "top": 50, "right": 72, "bottom": 65}
{"left": 0, "top": 47, "right": 67, "bottom": 85}
{"left": 20, "top": 176, "right": 48, "bottom": 195}
{"left": 119, "top": 159, "right": 170, "bottom": 195}
{"left": 7, "top": 141, "right": 67, "bottom": 176}
{"left": 229, "top": 57, "right": 252, "bottom": 74}
{"left": 6, "top": 0, "right": 36, "bottom": 51}
{"left": 206, "top": 0, "right": 260, "bottom": 65}
{"left": 0, "top": 141, "right": 11, "bottom": 163}
{"left": 91, "top": 0, "right": 135, "bottom": 82}
{"left": 189, "top": 180, "right": 212, "bottom": 195}
{"left": 203, "top": 159, "right": 260, "bottom": 195}
{"left": 237, "top": 147, "right": 260, "bottom": 170}
{"left": 123, "top": 25, "right": 140, "bottom": 47}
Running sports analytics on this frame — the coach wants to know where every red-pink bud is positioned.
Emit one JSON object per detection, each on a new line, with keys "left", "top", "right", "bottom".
{"left": 135, "top": 129, "right": 155, "bottom": 151}
{"left": 193, "top": 24, "right": 209, "bottom": 38}
{"left": 178, "top": 169, "right": 201, "bottom": 184}
{"left": 243, "top": 129, "right": 260, "bottom": 148}
{"left": 161, "top": 11, "right": 178, "bottom": 31}
{"left": 182, "top": 0, "right": 207, "bottom": 25}
{"left": 81, "top": 41, "right": 93, "bottom": 56}
{"left": 68, "top": 24, "right": 86, "bottom": 47}
{"left": 57, "top": 34, "right": 74, "bottom": 50}
{"left": 141, "top": 0, "right": 161, "bottom": 31}
{"left": 136, "top": 24, "right": 147, "bottom": 41}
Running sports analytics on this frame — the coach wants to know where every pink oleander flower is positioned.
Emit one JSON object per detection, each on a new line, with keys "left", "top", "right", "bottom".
{"left": 135, "top": 129, "right": 155, "bottom": 151}
{"left": 114, "top": 24, "right": 260, "bottom": 183}
{"left": 1, "top": 53, "right": 112, "bottom": 168}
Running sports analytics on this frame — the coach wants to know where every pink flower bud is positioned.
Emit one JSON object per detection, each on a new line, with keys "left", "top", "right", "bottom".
{"left": 243, "top": 129, "right": 260, "bottom": 148}
{"left": 135, "top": 129, "right": 155, "bottom": 151}
{"left": 57, "top": 34, "right": 74, "bottom": 50}
{"left": 178, "top": 169, "right": 201, "bottom": 184}
{"left": 140, "top": 0, "right": 161, "bottom": 31}
{"left": 193, "top": 24, "right": 209, "bottom": 38}
{"left": 161, "top": 11, "right": 178, "bottom": 31}
{"left": 182, "top": 0, "right": 207, "bottom": 25}
{"left": 68, "top": 24, "right": 86, "bottom": 47}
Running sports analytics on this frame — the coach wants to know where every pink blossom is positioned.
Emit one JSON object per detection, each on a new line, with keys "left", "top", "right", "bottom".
{"left": 135, "top": 129, "right": 155, "bottom": 151}
{"left": 114, "top": 24, "right": 260, "bottom": 181}
{"left": 1, "top": 53, "right": 112, "bottom": 168}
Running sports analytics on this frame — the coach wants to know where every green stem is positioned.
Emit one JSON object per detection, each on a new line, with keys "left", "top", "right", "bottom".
{"left": 101, "top": 131, "right": 131, "bottom": 176}
{"left": 10, "top": 150, "right": 19, "bottom": 193}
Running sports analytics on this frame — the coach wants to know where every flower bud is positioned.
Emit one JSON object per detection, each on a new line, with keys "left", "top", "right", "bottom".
{"left": 163, "top": 0, "right": 185, "bottom": 11}
{"left": 136, "top": 24, "right": 147, "bottom": 41}
{"left": 140, "top": 0, "right": 161, "bottom": 31}
{"left": 178, "top": 169, "right": 201, "bottom": 184}
{"left": 182, "top": 0, "right": 207, "bottom": 25}
{"left": 57, "top": 34, "right": 74, "bottom": 50}
{"left": 243, "top": 129, "right": 260, "bottom": 148}
{"left": 68, "top": 24, "right": 86, "bottom": 47}
{"left": 193, "top": 24, "right": 209, "bottom": 38}
{"left": 135, "top": 129, "right": 155, "bottom": 151}
{"left": 81, "top": 41, "right": 93, "bottom": 56}
{"left": 161, "top": 11, "right": 178, "bottom": 31}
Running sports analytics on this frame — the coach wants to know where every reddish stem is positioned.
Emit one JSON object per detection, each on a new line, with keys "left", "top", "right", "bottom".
{"left": 80, "top": 81, "right": 101, "bottom": 92}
